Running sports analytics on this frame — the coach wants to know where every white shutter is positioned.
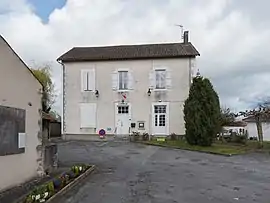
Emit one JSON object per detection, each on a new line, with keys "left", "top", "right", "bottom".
{"left": 112, "top": 70, "right": 118, "bottom": 90}
{"left": 128, "top": 70, "right": 134, "bottom": 90}
{"left": 88, "top": 69, "right": 95, "bottom": 91}
{"left": 80, "top": 103, "right": 97, "bottom": 128}
{"left": 81, "top": 70, "right": 88, "bottom": 92}
{"left": 166, "top": 69, "right": 172, "bottom": 89}
{"left": 149, "top": 70, "right": 155, "bottom": 89}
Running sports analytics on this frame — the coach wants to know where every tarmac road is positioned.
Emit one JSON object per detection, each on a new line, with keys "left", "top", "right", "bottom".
{"left": 55, "top": 140, "right": 270, "bottom": 203}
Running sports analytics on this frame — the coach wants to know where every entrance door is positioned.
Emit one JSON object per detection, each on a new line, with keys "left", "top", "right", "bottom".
{"left": 115, "top": 104, "right": 130, "bottom": 136}
{"left": 152, "top": 103, "right": 169, "bottom": 135}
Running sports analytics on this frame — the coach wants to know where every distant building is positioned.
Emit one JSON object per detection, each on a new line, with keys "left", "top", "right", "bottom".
{"left": 243, "top": 116, "right": 270, "bottom": 141}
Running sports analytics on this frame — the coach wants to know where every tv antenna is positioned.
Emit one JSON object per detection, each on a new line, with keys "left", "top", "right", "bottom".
{"left": 175, "top": 24, "right": 184, "bottom": 41}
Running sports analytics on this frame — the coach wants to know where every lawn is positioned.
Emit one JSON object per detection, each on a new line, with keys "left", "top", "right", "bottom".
{"left": 141, "top": 139, "right": 270, "bottom": 156}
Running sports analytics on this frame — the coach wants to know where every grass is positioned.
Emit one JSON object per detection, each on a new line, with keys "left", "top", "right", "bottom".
{"left": 140, "top": 139, "right": 270, "bottom": 156}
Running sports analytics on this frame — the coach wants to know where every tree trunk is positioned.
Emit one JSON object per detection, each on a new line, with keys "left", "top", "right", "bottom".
{"left": 255, "top": 116, "right": 263, "bottom": 148}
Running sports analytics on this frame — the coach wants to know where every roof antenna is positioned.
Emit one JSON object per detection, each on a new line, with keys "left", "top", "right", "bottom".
{"left": 174, "top": 24, "right": 184, "bottom": 42}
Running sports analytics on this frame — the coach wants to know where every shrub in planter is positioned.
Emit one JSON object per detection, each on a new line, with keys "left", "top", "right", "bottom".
{"left": 142, "top": 132, "right": 149, "bottom": 141}
{"left": 24, "top": 164, "right": 92, "bottom": 203}
{"left": 131, "top": 131, "right": 141, "bottom": 141}
{"left": 66, "top": 170, "right": 76, "bottom": 179}
{"left": 170, "top": 133, "right": 177, "bottom": 140}
{"left": 52, "top": 177, "right": 62, "bottom": 190}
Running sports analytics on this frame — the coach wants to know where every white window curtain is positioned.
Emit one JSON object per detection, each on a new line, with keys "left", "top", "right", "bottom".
{"left": 155, "top": 69, "right": 166, "bottom": 89}
{"left": 118, "top": 71, "right": 128, "bottom": 90}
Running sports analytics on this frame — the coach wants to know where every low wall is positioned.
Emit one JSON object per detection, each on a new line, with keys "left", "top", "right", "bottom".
{"left": 43, "top": 144, "right": 58, "bottom": 174}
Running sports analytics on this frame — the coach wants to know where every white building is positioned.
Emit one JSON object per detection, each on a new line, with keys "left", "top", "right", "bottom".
{"left": 57, "top": 31, "right": 200, "bottom": 140}
{"left": 0, "top": 35, "right": 43, "bottom": 191}
{"left": 243, "top": 116, "right": 270, "bottom": 141}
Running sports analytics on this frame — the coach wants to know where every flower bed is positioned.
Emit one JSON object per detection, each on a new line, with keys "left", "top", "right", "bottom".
{"left": 23, "top": 164, "right": 92, "bottom": 203}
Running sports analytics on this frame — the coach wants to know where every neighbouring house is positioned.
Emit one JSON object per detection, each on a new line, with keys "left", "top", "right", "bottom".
{"left": 0, "top": 35, "right": 44, "bottom": 191}
{"left": 243, "top": 116, "right": 270, "bottom": 141}
{"left": 222, "top": 121, "right": 247, "bottom": 136}
{"left": 57, "top": 31, "right": 200, "bottom": 140}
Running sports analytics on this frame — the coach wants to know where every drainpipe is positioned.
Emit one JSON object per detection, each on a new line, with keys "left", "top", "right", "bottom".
{"left": 57, "top": 59, "right": 65, "bottom": 137}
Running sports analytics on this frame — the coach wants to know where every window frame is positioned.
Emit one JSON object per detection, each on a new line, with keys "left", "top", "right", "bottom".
{"left": 118, "top": 70, "right": 129, "bottom": 90}
{"left": 155, "top": 69, "right": 166, "bottom": 90}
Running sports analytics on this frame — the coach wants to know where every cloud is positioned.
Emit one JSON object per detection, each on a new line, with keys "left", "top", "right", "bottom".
{"left": 1, "top": 0, "right": 270, "bottom": 114}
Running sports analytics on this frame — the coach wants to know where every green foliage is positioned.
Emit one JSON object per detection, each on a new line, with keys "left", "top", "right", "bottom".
{"left": 184, "top": 76, "right": 221, "bottom": 146}
{"left": 220, "top": 107, "right": 235, "bottom": 127}
{"left": 24, "top": 164, "right": 91, "bottom": 203}
{"left": 31, "top": 64, "right": 55, "bottom": 111}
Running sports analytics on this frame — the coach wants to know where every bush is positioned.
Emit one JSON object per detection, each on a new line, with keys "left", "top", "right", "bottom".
{"left": 184, "top": 76, "right": 221, "bottom": 146}
{"left": 131, "top": 131, "right": 140, "bottom": 141}
{"left": 24, "top": 164, "right": 91, "bottom": 203}
{"left": 142, "top": 132, "right": 149, "bottom": 141}
{"left": 170, "top": 133, "right": 177, "bottom": 140}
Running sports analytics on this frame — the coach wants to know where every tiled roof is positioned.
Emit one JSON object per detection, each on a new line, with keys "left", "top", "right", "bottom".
{"left": 57, "top": 42, "right": 200, "bottom": 62}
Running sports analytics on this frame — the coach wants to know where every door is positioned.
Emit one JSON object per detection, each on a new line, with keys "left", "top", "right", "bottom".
{"left": 115, "top": 105, "right": 130, "bottom": 136}
{"left": 152, "top": 103, "right": 168, "bottom": 135}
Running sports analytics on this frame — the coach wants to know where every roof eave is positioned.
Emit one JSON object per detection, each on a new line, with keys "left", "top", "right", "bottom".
{"left": 58, "top": 54, "right": 199, "bottom": 63}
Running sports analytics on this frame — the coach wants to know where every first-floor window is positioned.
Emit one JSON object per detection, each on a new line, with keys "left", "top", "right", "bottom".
{"left": 155, "top": 69, "right": 166, "bottom": 89}
{"left": 119, "top": 71, "right": 128, "bottom": 90}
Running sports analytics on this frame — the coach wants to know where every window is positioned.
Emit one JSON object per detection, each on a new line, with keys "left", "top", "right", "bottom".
{"left": 138, "top": 122, "right": 145, "bottom": 129}
{"left": 81, "top": 69, "right": 95, "bottom": 92}
{"left": 118, "top": 106, "right": 129, "bottom": 114}
{"left": 159, "top": 115, "right": 166, "bottom": 126}
{"left": 154, "top": 105, "right": 166, "bottom": 113}
{"left": 155, "top": 69, "right": 166, "bottom": 89}
{"left": 80, "top": 103, "right": 96, "bottom": 128}
{"left": 119, "top": 71, "right": 128, "bottom": 90}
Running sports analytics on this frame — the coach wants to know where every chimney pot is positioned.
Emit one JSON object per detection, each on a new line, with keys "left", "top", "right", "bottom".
{"left": 183, "top": 31, "right": 189, "bottom": 43}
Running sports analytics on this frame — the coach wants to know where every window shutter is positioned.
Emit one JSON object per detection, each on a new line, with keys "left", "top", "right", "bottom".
{"left": 80, "top": 103, "right": 97, "bottom": 128}
{"left": 81, "top": 70, "right": 87, "bottom": 92}
{"left": 166, "top": 69, "right": 172, "bottom": 89}
{"left": 112, "top": 70, "right": 118, "bottom": 90}
{"left": 88, "top": 69, "right": 95, "bottom": 91}
{"left": 149, "top": 70, "right": 155, "bottom": 89}
{"left": 128, "top": 70, "right": 134, "bottom": 90}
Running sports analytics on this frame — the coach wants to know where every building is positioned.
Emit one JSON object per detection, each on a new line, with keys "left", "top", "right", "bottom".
{"left": 0, "top": 35, "right": 43, "bottom": 191}
{"left": 222, "top": 121, "right": 247, "bottom": 136}
{"left": 57, "top": 31, "right": 200, "bottom": 140}
{"left": 243, "top": 116, "right": 270, "bottom": 141}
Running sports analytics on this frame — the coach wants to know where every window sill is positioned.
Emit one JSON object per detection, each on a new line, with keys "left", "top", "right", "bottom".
{"left": 152, "top": 89, "right": 168, "bottom": 92}
{"left": 117, "top": 89, "right": 131, "bottom": 92}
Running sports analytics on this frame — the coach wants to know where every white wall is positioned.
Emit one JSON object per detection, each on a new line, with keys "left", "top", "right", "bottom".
{"left": 0, "top": 37, "right": 42, "bottom": 191}
{"left": 246, "top": 122, "right": 270, "bottom": 141}
{"left": 223, "top": 126, "right": 246, "bottom": 134}
{"left": 64, "top": 57, "right": 194, "bottom": 137}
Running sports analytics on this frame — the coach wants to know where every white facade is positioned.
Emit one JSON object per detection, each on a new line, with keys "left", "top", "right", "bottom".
{"left": 246, "top": 122, "right": 270, "bottom": 141}
{"left": 0, "top": 36, "right": 42, "bottom": 191}
{"left": 62, "top": 57, "right": 197, "bottom": 139}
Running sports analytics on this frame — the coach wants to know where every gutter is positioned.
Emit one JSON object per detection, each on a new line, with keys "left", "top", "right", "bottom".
{"left": 57, "top": 59, "right": 65, "bottom": 136}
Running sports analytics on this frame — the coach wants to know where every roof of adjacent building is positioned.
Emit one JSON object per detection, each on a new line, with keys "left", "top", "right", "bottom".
{"left": 242, "top": 115, "right": 270, "bottom": 123}
{"left": 223, "top": 121, "right": 247, "bottom": 127}
{"left": 57, "top": 42, "right": 200, "bottom": 62}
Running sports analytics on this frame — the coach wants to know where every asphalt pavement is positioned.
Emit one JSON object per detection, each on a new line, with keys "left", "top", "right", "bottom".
{"left": 56, "top": 140, "right": 270, "bottom": 203}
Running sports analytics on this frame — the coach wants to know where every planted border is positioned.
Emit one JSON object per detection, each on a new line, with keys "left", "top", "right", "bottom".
{"left": 20, "top": 164, "right": 95, "bottom": 203}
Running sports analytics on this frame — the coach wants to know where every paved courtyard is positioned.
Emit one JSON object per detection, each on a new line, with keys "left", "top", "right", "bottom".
{"left": 56, "top": 140, "right": 270, "bottom": 203}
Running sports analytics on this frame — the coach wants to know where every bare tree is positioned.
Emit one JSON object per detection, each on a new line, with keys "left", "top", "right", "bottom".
{"left": 234, "top": 105, "right": 270, "bottom": 148}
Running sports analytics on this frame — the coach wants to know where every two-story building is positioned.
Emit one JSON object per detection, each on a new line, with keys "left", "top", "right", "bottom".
{"left": 57, "top": 31, "right": 200, "bottom": 140}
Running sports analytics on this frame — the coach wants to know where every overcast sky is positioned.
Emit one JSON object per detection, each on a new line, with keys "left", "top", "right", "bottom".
{"left": 1, "top": 0, "right": 270, "bottom": 114}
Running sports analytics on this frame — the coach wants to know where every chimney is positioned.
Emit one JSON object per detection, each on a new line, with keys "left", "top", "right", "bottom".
{"left": 183, "top": 31, "right": 189, "bottom": 43}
